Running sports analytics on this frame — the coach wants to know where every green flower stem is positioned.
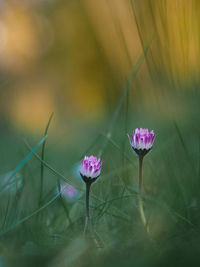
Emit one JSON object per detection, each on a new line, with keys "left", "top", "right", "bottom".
{"left": 85, "top": 182, "right": 92, "bottom": 232}
{"left": 138, "top": 156, "right": 147, "bottom": 229}
{"left": 84, "top": 182, "right": 100, "bottom": 247}
{"left": 84, "top": 181, "right": 95, "bottom": 238}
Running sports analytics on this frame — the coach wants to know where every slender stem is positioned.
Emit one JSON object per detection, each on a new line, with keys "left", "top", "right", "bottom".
{"left": 84, "top": 182, "right": 92, "bottom": 235}
{"left": 39, "top": 112, "right": 54, "bottom": 207}
{"left": 138, "top": 156, "right": 147, "bottom": 228}
{"left": 83, "top": 182, "right": 100, "bottom": 247}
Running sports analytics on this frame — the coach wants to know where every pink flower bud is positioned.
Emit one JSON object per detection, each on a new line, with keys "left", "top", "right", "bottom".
{"left": 128, "top": 128, "right": 156, "bottom": 157}
{"left": 79, "top": 155, "right": 103, "bottom": 182}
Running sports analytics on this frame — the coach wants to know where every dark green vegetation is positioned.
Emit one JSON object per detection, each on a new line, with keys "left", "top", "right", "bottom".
{"left": 1, "top": 43, "right": 200, "bottom": 267}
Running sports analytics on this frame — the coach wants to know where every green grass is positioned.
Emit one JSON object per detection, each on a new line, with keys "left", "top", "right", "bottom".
{"left": 0, "top": 42, "right": 200, "bottom": 267}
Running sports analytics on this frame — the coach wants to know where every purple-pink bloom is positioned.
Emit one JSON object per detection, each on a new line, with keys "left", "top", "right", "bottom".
{"left": 60, "top": 183, "right": 79, "bottom": 202}
{"left": 80, "top": 155, "right": 103, "bottom": 180}
{"left": 128, "top": 128, "right": 155, "bottom": 153}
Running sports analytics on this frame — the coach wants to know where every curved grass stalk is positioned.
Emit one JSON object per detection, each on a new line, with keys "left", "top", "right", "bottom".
{"left": 39, "top": 112, "right": 54, "bottom": 207}
{"left": 0, "top": 188, "right": 62, "bottom": 237}
{"left": 138, "top": 156, "right": 149, "bottom": 232}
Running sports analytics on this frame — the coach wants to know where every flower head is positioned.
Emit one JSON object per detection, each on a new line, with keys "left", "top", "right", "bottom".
{"left": 128, "top": 128, "right": 155, "bottom": 157}
{"left": 60, "top": 183, "right": 80, "bottom": 202}
{"left": 80, "top": 155, "right": 103, "bottom": 183}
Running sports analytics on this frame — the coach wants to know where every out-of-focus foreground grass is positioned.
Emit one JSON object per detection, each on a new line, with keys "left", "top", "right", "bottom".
{"left": 0, "top": 0, "right": 200, "bottom": 266}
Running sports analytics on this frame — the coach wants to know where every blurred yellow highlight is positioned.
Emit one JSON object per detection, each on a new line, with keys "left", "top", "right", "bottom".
{"left": 0, "top": 0, "right": 200, "bottom": 133}
{"left": 10, "top": 84, "right": 55, "bottom": 132}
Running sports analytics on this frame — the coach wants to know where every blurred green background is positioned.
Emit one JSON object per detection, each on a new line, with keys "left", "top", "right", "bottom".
{"left": 0, "top": 0, "right": 200, "bottom": 266}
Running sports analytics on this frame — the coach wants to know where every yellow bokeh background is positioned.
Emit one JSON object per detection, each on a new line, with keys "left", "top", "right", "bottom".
{"left": 0, "top": 0, "right": 199, "bottom": 132}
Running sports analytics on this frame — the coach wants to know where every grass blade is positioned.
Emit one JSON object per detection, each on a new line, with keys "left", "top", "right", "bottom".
{"left": 99, "top": 33, "right": 154, "bottom": 157}
{"left": 39, "top": 112, "right": 54, "bottom": 206}
{"left": 0, "top": 135, "right": 48, "bottom": 193}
